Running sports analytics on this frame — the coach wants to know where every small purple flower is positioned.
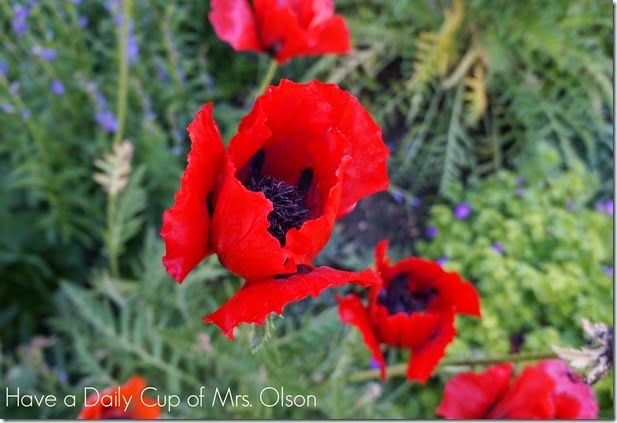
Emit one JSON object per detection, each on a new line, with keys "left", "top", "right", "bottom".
{"left": 156, "top": 63, "right": 170, "bottom": 83}
{"left": 127, "top": 33, "right": 139, "bottom": 64}
{"left": 95, "top": 110, "right": 118, "bottom": 133}
{"left": 436, "top": 256, "right": 449, "bottom": 267}
{"left": 515, "top": 189, "right": 525, "bottom": 198}
{"left": 411, "top": 197, "right": 422, "bottom": 208}
{"left": 595, "top": 199, "right": 614, "bottom": 216}
{"left": 426, "top": 226, "right": 438, "bottom": 239}
{"left": 491, "top": 242, "right": 504, "bottom": 256}
{"left": 32, "top": 45, "right": 57, "bottom": 61}
{"left": 454, "top": 203, "right": 471, "bottom": 220}
{"left": 391, "top": 190, "right": 404, "bottom": 204}
{"left": 566, "top": 201, "right": 575, "bottom": 211}
{"left": 12, "top": 4, "right": 30, "bottom": 36}
{"left": 21, "top": 108, "right": 31, "bottom": 119}
{"left": 603, "top": 266, "right": 613, "bottom": 277}
{"left": 516, "top": 177, "right": 526, "bottom": 186}
{"left": 368, "top": 357, "right": 381, "bottom": 370}
{"left": 51, "top": 79, "right": 65, "bottom": 96}
{"left": 0, "top": 103, "right": 15, "bottom": 113}
{"left": 78, "top": 16, "right": 88, "bottom": 28}
{"left": 0, "top": 62, "right": 7, "bottom": 77}
{"left": 69, "top": 0, "right": 81, "bottom": 4}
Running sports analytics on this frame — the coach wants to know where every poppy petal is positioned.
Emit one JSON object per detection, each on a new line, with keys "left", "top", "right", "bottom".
{"left": 208, "top": 0, "right": 261, "bottom": 52}
{"left": 161, "top": 104, "right": 227, "bottom": 283}
{"left": 487, "top": 365, "right": 555, "bottom": 418}
{"left": 204, "top": 267, "right": 379, "bottom": 339}
{"left": 435, "top": 363, "right": 514, "bottom": 418}
{"left": 210, "top": 162, "right": 297, "bottom": 281}
{"left": 407, "top": 316, "right": 457, "bottom": 383}
{"left": 337, "top": 293, "right": 386, "bottom": 380}
{"left": 538, "top": 359, "right": 598, "bottom": 418}
{"left": 318, "top": 83, "right": 389, "bottom": 215}
{"left": 306, "top": 14, "right": 351, "bottom": 55}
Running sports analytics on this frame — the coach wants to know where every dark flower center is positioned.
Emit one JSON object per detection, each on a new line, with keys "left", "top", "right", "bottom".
{"left": 377, "top": 272, "right": 438, "bottom": 315}
{"left": 246, "top": 149, "right": 312, "bottom": 246}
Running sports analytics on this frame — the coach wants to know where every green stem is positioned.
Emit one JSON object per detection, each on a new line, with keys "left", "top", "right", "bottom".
{"left": 348, "top": 350, "right": 558, "bottom": 383}
{"left": 254, "top": 59, "right": 278, "bottom": 100}
{"left": 112, "top": 0, "right": 132, "bottom": 148}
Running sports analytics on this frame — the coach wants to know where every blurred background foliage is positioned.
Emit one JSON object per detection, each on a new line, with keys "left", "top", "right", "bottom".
{"left": 0, "top": 0, "right": 613, "bottom": 418}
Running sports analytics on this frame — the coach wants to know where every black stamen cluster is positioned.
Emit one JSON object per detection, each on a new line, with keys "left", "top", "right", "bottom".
{"left": 247, "top": 175, "right": 309, "bottom": 246}
{"left": 377, "top": 273, "right": 438, "bottom": 315}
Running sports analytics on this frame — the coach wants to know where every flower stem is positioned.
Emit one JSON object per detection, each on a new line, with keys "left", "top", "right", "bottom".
{"left": 347, "top": 350, "right": 558, "bottom": 383}
{"left": 254, "top": 58, "right": 278, "bottom": 100}
{"left": 107, "top": 0, "right": 132, "bottom": 277}
{"left": 112, "top": 0, "right": 132, "bottom": 148}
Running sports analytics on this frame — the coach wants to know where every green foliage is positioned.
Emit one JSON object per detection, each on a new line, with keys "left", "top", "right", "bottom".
{"left": 417, "top": 142, "right": 613, "bottom": 416}
{"left": 316, "top": 0, "right": 613, "bottom": 197}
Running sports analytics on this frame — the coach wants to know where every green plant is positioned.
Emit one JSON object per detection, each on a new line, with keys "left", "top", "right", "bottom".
{"left": 417, "top": 142, "right": 613, "bottom": 417}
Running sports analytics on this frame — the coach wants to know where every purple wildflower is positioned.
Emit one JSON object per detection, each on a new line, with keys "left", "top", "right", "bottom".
{"left": 127, "top": 32, "right": 139, "bottom": 64}
{"left": 0, "top": 62, "right": 7, "bottom": 77}
{"left": 78, "top": 16, "right": 88, "bottom": 28}
{"left": 426, "top": 226, "right": 438, "bottom": 239}
{"left": 69, "top": 0, "right": 81, "bottom": 4}
{"left": 368, "top": 357, "right": 381, "bottom": 370}
{"left": 0, "top": 104, "right": 15, "bottom": 113}
{"left": 595, "top": 199, "right": 614, "bottom": 216}
{"left": 515, "top": 189, "right": 525, "bottom": 198}
{"left": 603, "top": 266, "right": 614, "bottom": 277}
{"left": 32, "top": 45, "right": 57, "bottom": 61}
{"left": 436, "top": 256, "right": 449, "bottom": 267}
{"left": 411, "top": 197, "right": 422, "bottom": 208}
{"left": 95, "top": 110, "right": 118, "bottom": 133}
{"left": 566, "top": 201, "right": 575, "bottom": 211}
{"left": 454, "top": 203, "right": 471, "bottom": 220}
{"left": 51, "top": 79, "right": 65, "bottom": 96}
{"left": 391, "top": 190, "right": 404, "bottom": 204}
{"left": 516, "top": 177, "right": 526, "bottom": 186}
{"left": 491, "top": 242, "right": 504, "bottom": 256}
{"left": 21, "top": 108, "right": 31, "bottom": 119}
{"left": 12, "top": 4, "right": 30, "bottom": 36}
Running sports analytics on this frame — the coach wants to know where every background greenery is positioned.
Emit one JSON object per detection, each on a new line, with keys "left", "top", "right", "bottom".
{"left": 0, "top": 0, "right": 613, "bottom": 418}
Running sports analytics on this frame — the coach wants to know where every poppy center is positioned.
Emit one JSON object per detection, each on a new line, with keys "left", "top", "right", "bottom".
{"left": 377, "top": 273, "right": 438, "bottom": 315}
{"left": 245, "top": 149, "right": 311, "bottom": 246}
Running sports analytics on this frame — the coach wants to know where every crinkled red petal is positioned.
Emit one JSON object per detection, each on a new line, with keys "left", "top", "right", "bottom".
{"left": 204, "top": 267, "right": 379, "bottom": 339}
{"left": 488, "top": 365, "right": 555, "bottom": 418}
{"left": 538, "top": 359, "right": 598, "bottom": 418}
{"left": 406, "top": 315, "right": 456, "bottom": 383}
{"left": 336, "top": 293, "right": 386, "bottom": 380}
{"left": 371, "top": 303, "right": 441, "bottom": 348}
{"left": 435, "top": 363, "right": 513, "bottom": 418}
{"left": 208, "top": 0, "right": 262, "bottom": 52}
{"left": 316, "top": 83, "right": 389, "bottom": 216}
{"left": 305, "top": 14, "right": 351, "bottom": 56}
{"left": 161, "top": 104, "right": 227, "bottom": 283}
{"left": 432, "top": 271, "right": 481, "bottom": 317}
{"left": 210, "top": 161, "right": 297, "bottom": 281}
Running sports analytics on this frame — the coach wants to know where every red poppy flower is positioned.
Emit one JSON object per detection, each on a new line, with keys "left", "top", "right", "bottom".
{"left": 209, "top": 0, "right": 351, "bottom": 64}
{"left": 337, "top": 240, "right": 481, "bottom": 383}
{"left": 436, "top": 360, "right": 599, "bottom": 419}
{"left": 161, "top": 79, "right": 388, "bottom": 335}
{"left": 77, "top": 376, "right": 161, "bottom": 419}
